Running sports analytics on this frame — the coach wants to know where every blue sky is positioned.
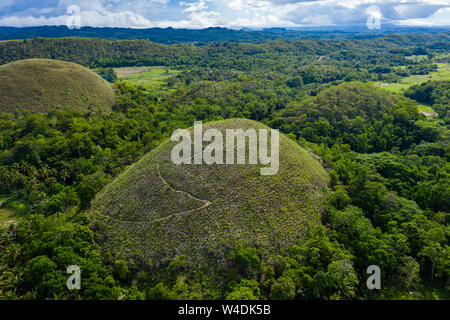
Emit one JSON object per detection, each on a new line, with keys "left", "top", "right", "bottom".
{"left": 0, "top": 1, "right": 449, "bottom": 29}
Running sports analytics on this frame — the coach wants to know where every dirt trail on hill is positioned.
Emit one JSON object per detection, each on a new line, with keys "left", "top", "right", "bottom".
{"left": 155, "top": 165, "right": 211, "bottom": 218}
{"left": 101, "top": 165, "right": 211, "bottom": 224}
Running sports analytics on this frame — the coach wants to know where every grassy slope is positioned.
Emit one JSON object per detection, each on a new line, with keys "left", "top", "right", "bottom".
{"left": 0, "top": 59, "right": 116, "bottom": 114}
{"left": 92, "top": 119, "right": 329, "bottom": 266}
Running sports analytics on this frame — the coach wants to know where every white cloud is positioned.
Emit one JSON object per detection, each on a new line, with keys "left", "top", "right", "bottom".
{"left": 301, "top": 14, "right": 335, "bottom": 26}
{"left": 80, "top": 9, "right": 154, "bottom": 27}
{"left": 229, "top": 15, "right": 304, "bottom": 28}
{"left": 0, "top": 9, "right": 155, "bottom": 28}
{"left": 224, "top": 0, "right": 450, "bottom": 28}
{"left": 395, "top": 7, "right": 450, "bottom": 26}
{"left": 0, "top": 15, "right": 66, "bottom": 27}
{"left": 38, "top": 8, "right": 54, "bottom": 14}
{"left": 228, "top": 0, "right": 274, "bottom": 11}
{"left": 155, "top": 10, "right": 225, "bottom": 28}
{"left": 180, "top": 1, "right": 208, "bottom": 13}
{"left": 0, "top": 0, "right": 448, "bottom": 28}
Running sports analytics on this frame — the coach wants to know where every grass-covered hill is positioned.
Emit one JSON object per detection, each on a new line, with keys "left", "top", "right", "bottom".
{"left": 277, "top": 81, "right": 407, "bottom": 124}
{"left": 272, "top": 81, "right": 439, "bottom": 153}
{"left": 91, "top": 119, "right": 329, "bottom": 267}
{"left": 0, "top": 59, "right": 115, "bottom": 114}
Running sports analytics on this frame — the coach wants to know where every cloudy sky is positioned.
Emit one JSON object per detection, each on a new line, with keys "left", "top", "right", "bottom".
{"left": 0, "top": 0, "right": 449, "bottom": 29}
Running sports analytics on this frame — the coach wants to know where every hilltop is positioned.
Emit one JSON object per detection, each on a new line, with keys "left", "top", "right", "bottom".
{"left": 91, "top": 119, "right": 329, "bottom": 267}
{"left": 0, "top": 59, "right": 115, "bottom": 114}
{"left": 271, "top": 81, "right": 432, "bottom": 153}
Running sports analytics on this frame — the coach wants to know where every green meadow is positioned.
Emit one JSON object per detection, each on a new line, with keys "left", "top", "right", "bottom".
{"left": 114, "top": 66, "right": 180, "bottom": 91}
{"left": 374, "top": 62, "right": 450, "bottom": 94}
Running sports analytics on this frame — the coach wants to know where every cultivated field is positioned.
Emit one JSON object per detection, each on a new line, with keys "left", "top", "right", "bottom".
{"left": 374, "top": 62, "right": 450, "bottom": 94}
{"left": 114, "top": 66, "right": 180, "bottom": 91}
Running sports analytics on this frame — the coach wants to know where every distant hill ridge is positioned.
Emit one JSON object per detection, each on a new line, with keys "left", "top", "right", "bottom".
{"left": 0, "top": 26, "right": 449, "bottom": 44}
{"left": 0, "top": 33, "right": 448, "bottom": 70}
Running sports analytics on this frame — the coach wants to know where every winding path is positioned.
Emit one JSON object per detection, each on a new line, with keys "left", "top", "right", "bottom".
{"left": 102, "top": 165, "right": 211, "bottom": 224}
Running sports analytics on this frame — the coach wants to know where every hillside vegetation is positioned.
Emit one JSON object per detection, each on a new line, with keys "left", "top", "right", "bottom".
{"left": 0, "top": 59, "right": 115, "bottom": 114}
{"left": 405, "top": 80, "right": 450, "bottom": 118}
{"left": 92, "top": 119, "right": 329, "bottom": 267}
{"left": 0, "top": 33, "right": 448, "bottom": 300}
{"left": 273, "top": 82, "right": 444, "bottom": 153}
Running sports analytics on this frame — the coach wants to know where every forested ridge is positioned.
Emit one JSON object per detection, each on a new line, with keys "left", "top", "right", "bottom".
{"left": 1, "top": 26, "right": 449, "bottom": 43}
{"left": 1, "top": 33, "right": 449, "bottom": 69}
{"left": 0, "top": 32, "right": 449, "bottom": 300}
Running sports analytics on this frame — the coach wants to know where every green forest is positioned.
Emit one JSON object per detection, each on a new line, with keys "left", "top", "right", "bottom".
{"left": 0, "top": 31, "right": 449, "bottom": 300}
